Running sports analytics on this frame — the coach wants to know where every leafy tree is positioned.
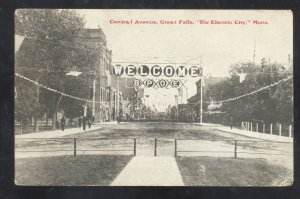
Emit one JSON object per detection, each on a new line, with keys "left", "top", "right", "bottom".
{"left": 15, "top": 9, "right": 100, "bottom": 130}
{"left": 206, "top": 59, "right": 293, "bottom": 125}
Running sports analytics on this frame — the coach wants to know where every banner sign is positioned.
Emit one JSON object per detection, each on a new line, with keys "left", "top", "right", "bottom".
{"left": 133, "top": 78, "right": 186, "bottom": 88}
{"left": 112, "top": 64, "right": 202, "bottom": 78}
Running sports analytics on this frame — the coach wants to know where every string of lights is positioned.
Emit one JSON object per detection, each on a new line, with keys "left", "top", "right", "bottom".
{"left": 15, "top": 73, "right": 293, "bottom": 107}
{"left": 15, "top": 73, "right": 130, "bottom": 105}
{"left": 185, "top": 75, "right": 293, "bottom": 105}
{"left": 215, "top": 75, "right": 292, "bottom": 104}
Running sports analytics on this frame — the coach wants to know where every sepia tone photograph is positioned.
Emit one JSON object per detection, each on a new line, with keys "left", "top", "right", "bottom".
{"left": 14, "top": 9, "right": 293, "bottom": 186}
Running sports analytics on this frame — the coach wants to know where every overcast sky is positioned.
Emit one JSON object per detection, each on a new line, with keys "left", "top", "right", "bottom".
{"left": 76, "top": 10, "right": 293, "bottom": 111}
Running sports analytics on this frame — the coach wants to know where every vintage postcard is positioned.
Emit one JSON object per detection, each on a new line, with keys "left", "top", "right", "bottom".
{"left": 14, "top": 9, "right": 293, "bottom": 186}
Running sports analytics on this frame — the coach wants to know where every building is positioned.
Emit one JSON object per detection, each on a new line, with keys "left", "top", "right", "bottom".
{"left": 187, "top": 76, "right": 227, "bottom": 122}
{"left": 117, "top": 78, "right": 147, "bottom": 119}
{"left": 81, "top": 28, "right": 122, "bottom": 123}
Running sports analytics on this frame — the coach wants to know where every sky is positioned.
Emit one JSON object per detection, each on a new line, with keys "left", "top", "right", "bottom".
{"left": 76, "top": 10, "right": 293, "bottom": 111}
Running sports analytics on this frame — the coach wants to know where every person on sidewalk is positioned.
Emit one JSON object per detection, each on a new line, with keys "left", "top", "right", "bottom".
{"left": 88, "top": 118, "right": 92, "bottom": 129}
{"left": 83, "top": 117, "right": 86, "bottom": 130}
{"left": 56, "top": 120, "right": 60, "bottom": 129}
{"left": 230, "top": 117, "right": 233, "bottom": 130}
{"left": 60, "top": 116, "right": 66, "bottom": 131}
{"left": 78, "top": 117, "right": 82, "bottom": 128}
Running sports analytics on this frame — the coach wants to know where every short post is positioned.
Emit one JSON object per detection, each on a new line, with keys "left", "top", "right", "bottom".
{"left": 234, "top": 140, "right": 237, "bottom": 158}
{"left": 74, "top": 136, "right": 77, "bottom": 156}
{"left": 270, "top": 124, "right": 273, "bottom": 135}
{"left": 154, "top": 138, "right": 157, "bottom": 156}
{"left": 174, "top": 139, "right": 177, "bottom": 157}
{"left": 289, "top": 125, "right": 292, "bottom": 138}
{"left": 256, "top": 123, "right": 258, "bottom": 132}
{"left": 250, "top": 122, "right": 253, "bottom": 131}
{"left": 133, "top": 138, "right": 136, "bottom": 156}
{"left": 279, "top": 124, "right": 282, "bottom": 136}
{"left": 263, "top": 123, "right": 265, "bottom": 133}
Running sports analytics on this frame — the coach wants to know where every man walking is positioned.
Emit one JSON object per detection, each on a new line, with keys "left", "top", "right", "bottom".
{"left": 230, "top": 117, "right": 233, "bottom": 130}
{"left": 61, "top": 116, "right": 66, "bottom": 131}
{"left": 88, "top": 118, "right": 92, "bottom": 129}
{"left": 78, "top": 117, "right": 82, "bottom": 128}
{"left": 83, "top": 117, "right": 86, "bottom": 131}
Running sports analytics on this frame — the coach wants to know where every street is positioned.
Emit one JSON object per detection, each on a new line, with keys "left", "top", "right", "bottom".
{"left": 16, "top": 122, "right": 293, "bottom": 164}
{"left": 15, "top": 122, "right": 293, "bottom": 186}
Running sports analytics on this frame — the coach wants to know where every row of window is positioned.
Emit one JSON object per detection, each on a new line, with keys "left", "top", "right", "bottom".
{"left": 99, "top": 88, "right": 122, "bottom": 103}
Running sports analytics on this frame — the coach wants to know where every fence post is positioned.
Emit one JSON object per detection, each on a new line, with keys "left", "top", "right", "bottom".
{"left": 270, "top": 124, "right": 273, "bottom": 135}
{"left": 289, "top": 125, "right": 292, "bottom": 138}
{"left": 263, "top": 123, "right": 265, "bottom": 133}
{"left": 234, "top": 140, "right": 237, "bottom": 158}
{"left": 256, "top": 123, "right": 258, "bottom": 132}
{"left": 250, "top": 122, "right": 253, "bottom": 131}
{"left": 279, "top": 124, "right": 282, "bottom": 136}
{"left": 154, "top": 138, "right": 157, "bottom": 156}
{"left": 133, "top": 138, "right": 136, "bottom": 156}
{"left": 74, "top": 136, "right": 77, "bottom": 156}
{"left": 241, "top": 122, "right": 243, "bottom": 130}
{"left": 174, "top": 139, "right": 177, "bottom": 157}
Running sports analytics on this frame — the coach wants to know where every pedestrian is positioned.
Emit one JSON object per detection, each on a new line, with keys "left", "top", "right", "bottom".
{"left": 60, "top": 116, "right": 66, "bottom": 131}
{"left": 83, "top": 117, "right": 86, "bottom": 130}
{"left": 78, "top": 117, "right": 82, "bottom": 128}
{"left": 56, "top": 120, "right": 60, "bottom": 129}
{"left": 88, "top": 118, "right": 92, "bottom": 129}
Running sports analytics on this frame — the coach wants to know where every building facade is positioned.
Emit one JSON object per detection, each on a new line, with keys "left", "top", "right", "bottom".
{"left": 82, "top": 28, "right": 122, "bottom": 123}
{"left": 187, "top": 76, "right": 227, "bottom": 122}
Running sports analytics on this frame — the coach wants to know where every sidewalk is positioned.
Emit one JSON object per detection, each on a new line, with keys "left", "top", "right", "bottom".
{"left": 111, "top": 156, "right": 184, "bottom": 186}
{"left": 15, "top": 125, "right": 102, "bottom": 139}
{"left": 214, "top": 126, "right": 293, "bottom": 143}
{"left": 95, "top": 121, "right": 127, "bottom": 125}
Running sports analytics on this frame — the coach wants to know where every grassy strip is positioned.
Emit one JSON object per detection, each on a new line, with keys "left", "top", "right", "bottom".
{"left": 15, "top": 155, "right": 132, "bottom": 186}
{"left": 176, "top": 156, "right": 292, "bottom": 186}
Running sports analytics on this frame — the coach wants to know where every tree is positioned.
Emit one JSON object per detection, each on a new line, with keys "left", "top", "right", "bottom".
{"left": 15, "top": 9, "right": 100, "bottom": 130}
{"left": 208, "top": 60, "right": 293, "bottom": 124}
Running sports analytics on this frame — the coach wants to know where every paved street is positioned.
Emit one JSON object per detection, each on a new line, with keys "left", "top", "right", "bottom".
{"left": 15, "top": 122, "right": 293, "bottom": 186}
{"left": 15, "top": 122, "right": 293, "bottom": 167}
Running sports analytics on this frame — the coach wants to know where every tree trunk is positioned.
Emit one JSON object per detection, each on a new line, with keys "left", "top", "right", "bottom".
{"left": 34, "top": 115, "right": 39, "bottom": 131}
{"left": 52, "top": 94, "right": 63, "bottom": 130}
{"left": 46, "top": 113, "right": 48, "bottom": 127}
{"left": 52, "top": 109, "right": 57, "bottom": 130}
{"left": 34, "top": 82, "right": 40, "bottom": 132}
{"left": 52, "top": 95, "right": 57, "bottom": 130}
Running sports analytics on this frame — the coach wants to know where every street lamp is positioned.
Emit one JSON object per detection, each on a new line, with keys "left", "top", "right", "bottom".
{"left": 66, "top": 71, "right": 82, "bottom": 77}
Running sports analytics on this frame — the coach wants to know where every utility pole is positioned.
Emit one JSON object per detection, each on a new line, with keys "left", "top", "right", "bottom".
{"left": 252, "top": 38, "right": 256, "bottom": 65}
{"left": 117, "top": 75, "right": 120, "bottom": 119}
{"left": 92, "top": 79, "right": 96, "bottom": 122}
{"left": 186, "top": 87, "right": 188, "bottom": 102}
{"left": 99, "top": 51, "right": 102, "bottom": 123}
{"left": 34, "top": 80, "right": 40, "bottom": 132}
{"left": 175, "top": 95, "right": 179, "bottom": 120}
{"left": 198, "top": 59, "right": 204, "bottom": 124}
{"left": 199, "top": 77, "right": 203, "bottom": 124}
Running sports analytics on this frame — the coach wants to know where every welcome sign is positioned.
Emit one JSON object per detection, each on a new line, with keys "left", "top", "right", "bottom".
{"left": 112, "top": 63, "right": 203, "bottom": 78}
